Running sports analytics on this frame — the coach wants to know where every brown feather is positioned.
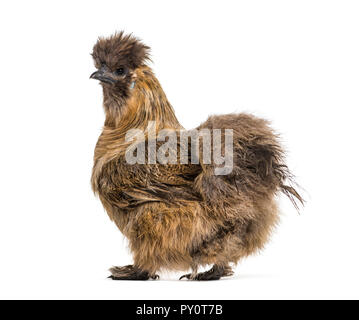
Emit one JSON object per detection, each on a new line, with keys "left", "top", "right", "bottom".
{"left": 90, "top": 32, "right": 303, "bottom": 278}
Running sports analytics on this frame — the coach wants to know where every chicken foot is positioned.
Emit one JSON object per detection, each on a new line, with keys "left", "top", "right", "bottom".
{"left": 179, "top": 264, "right": 233, "bottom": 281}
{"left": 108, "top": 265, "right": 159, "bottom": 280}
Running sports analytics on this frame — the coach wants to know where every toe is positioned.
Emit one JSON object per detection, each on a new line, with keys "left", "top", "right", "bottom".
{"left": 179, "top": 273, "right": 191, "bottom": 280}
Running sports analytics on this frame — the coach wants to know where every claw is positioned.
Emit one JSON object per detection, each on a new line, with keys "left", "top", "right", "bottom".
{"left": 179, "top": 273, "right": 191, "bottom": 280}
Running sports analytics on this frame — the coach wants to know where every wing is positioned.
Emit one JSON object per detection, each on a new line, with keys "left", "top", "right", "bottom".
{"left": 106, "top": 136, "right": 203, "bottom": 209}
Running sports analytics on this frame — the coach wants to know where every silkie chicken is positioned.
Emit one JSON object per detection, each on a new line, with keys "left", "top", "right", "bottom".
{"left": 90, "top": 32, "right": 303, "bottom": 281}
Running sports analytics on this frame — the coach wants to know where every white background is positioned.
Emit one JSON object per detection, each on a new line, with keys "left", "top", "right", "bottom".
{"left": 0, "top": 0, "right": 358, "bottom": 300}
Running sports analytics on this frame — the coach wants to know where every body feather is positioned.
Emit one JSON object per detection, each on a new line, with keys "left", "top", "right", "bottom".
{"left": 90, "top": 32, "right": 302, "bottom": 278}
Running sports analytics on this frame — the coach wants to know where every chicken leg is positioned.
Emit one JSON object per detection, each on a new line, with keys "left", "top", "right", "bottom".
{"left": 179, "top": 264, "right": 233, "bottom": 281}
{"left": 108, "top": 265, "right": 159, "bottom": 280}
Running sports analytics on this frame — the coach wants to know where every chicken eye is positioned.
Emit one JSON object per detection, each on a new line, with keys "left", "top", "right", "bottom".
{"left": 115, "top": 67, "right": 125, "bottom": 76}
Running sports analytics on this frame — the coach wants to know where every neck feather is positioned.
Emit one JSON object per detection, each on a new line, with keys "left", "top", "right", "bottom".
{"left": 95, "top": 66, "right": 182, "bottom": 160}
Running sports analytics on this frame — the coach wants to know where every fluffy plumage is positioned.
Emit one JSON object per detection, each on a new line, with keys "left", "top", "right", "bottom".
{"left": 90, "top": 32, "right": 303, "bottom": 280}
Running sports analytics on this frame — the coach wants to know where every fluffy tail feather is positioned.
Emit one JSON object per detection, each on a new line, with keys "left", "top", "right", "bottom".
{"left": 281, "top": 183, "right": 304, "bottom": 211}
{"left": 196, "top": 113, "right": 304, "bottom": 212}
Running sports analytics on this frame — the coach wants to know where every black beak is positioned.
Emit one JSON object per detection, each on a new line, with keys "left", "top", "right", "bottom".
{"left": 90, "top": 69, "right": 116, "bottom": 85}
